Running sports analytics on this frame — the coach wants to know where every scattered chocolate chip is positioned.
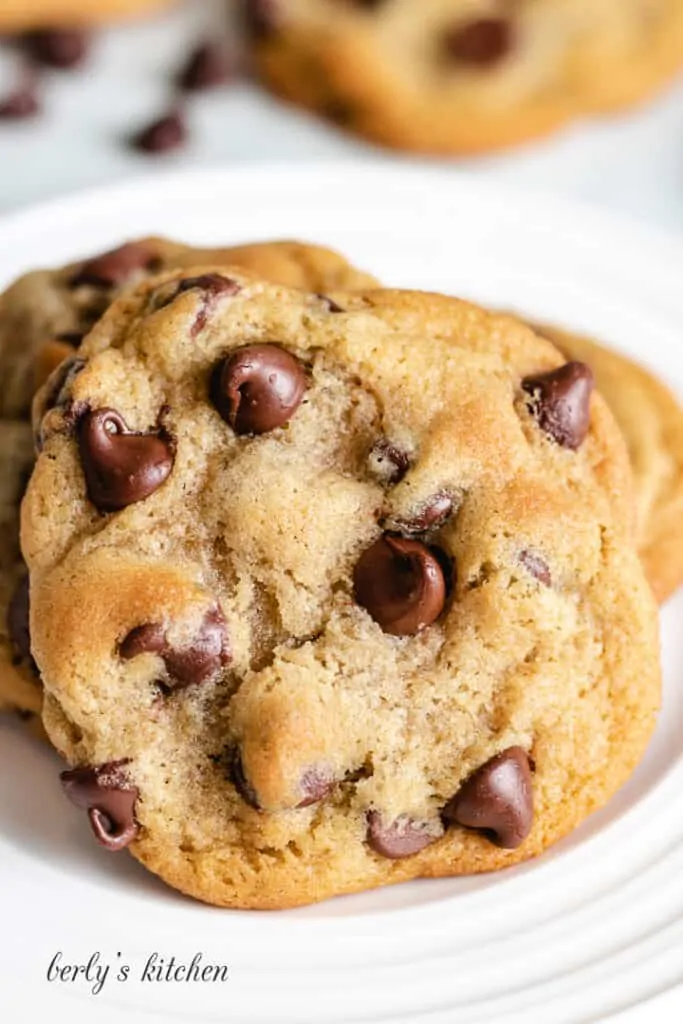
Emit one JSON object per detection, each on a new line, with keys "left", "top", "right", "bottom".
{"left": 178, "top": 42, "right": 231, "bottom": 91}
{"left": 228, "top": 748, "right": 260, "bottom": 809}
{"left": 132, "top": 108, "right": 187, "bottom": 154}
{"left": 54, "top": 331, "right": 85, "bottom": 347}
{"left": 60, "top": 761, "right": 139, "bottom": 851}
{"left": 369, "top": 439, "right": 411, "bottom": 485}
{"left": 316, "top": 294, "right": 345, "bottom": 313}
{"left": 120, "top": 606, "right": 230, "bottom": 691}
{"left": 211, "top": 344, "right": 306, "bottom": 435}
{"left": 297, "top": 767, "right": 335, "bottom": 808}
{"left": 0, "top": 81, "right": 40, "bottom": 119}
{"left": 366, "top": 811, "right": 437, "bottom": 859}
{"left": 354, "top": 534, "right": 447, "bottom": 636}
{"left": 69, "top": 241, "right": 159, "bottom": 289}
{"left": 392, "top": 492, "right": 454, "bottom": 534}
{"left": 518, "top": 550, "right": 551, "bottom": 587}
{"left": 7, "top": 575, "right": 32, "bottom": 664}
{"left": 443, "top": 747, "right": 533, "bottom": 849}
{"left": 443, "top": 17, "right": 513, "bottom": 66}
{"left": 522, "top": 361, "right": 594, "bottom": 450}
{"left": 242, "top": 0, "right": 281, "bottom": 38}
{"left": 78, "top": 408, "right": 174, "bottom": 512}
{"left": 174, "top": 273, "right": 241, "bottom": 335}
{"left": 22, "top": 27, "right": 90, "bottom": 69}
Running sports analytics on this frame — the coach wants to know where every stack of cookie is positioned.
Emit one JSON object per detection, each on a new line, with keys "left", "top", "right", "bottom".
{"left": 1, "top": 237, "right": 679, "bottom": 908}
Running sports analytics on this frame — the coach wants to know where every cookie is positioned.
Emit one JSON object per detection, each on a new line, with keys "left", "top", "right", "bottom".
{"left": 534, "top": 322, "right": 683, "bottom": 603}
{"left": 23, "top": 270, "right": 659, "bottom": 908}
{"left": 245, "top": 0, "right": 683, "bottom": 154}
{"left": 0, "top": 0, "right": 172, "bottom": 31}
{"left": 0, "top": 238, "right": 378, "bottom": 727}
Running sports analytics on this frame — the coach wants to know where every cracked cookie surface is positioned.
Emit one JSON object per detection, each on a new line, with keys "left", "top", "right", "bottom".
{"left": 23, "top": 270, "right": 660, "bottom": 908}
{"left": 0, "top": 238, "right": 378, "bottom": 726}
{"left": 246, "top": 0, "right": 683, "bottom": 154}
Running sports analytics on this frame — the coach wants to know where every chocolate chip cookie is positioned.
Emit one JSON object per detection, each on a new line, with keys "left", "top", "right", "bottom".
{"left": 0, "top": 238, "right": 378, "bottom": 728}
{"left": 534, "top": 322, "right": 683, "bottom": 604}
{"left": 23, "top": 270, "right": 659, "bottom": 907}
{"left": 245, "top": 0, "right": 683, "bottom": 154}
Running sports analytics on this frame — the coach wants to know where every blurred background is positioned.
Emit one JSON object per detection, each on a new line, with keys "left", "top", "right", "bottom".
{"left": 0, "top": 0, "right": 682, "bottom": 229}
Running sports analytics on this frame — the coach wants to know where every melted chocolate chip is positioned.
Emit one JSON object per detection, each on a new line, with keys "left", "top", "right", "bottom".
{"left": 518, "top": 550, "right": 551, "bottom": 587}
{"left": 22, "top": 27, "right": 90, "bottom": 69}
{"left": 367, "top": 811, "right": 437, "bottom": 859}
{"left": 178, "top": 42, "right": 231, "bottom": 91}
{"left": 522, "top": 362, "right": 594, "bottom": 450}
{"left": 132, "top": 108, "right": 187, "bottom": 154}
{"left": 7, "top": 575, "right": 32, "bottom": 664}
{"left": 443, "top": 747, "right": 533, "bottom": 849}
{"left": 120, "top": 606, "right": 230, "bottom": 691}
{"left": 297, "top": 766, "right": 335, "bottom": 808}
{"left": 370, "top": 439, "right": 411, "bottom": 484}
{"left": 444, "top": 17, "right": 513, "bottom": 66}
{"left": 392, "top": 492, "right": 454, "bottom": 534}
{"left": 78, "top": 408, "right": 174, "bottom": 512}
{"left": 174, "top": 273, "right": 241, "bottom": 335}
{"left": 211, "top": 344, "right": 306, "bottom": 435}
{"left": 70, "top": 242, "right": 158, "bottom": 289}
{"left": 60, "top": 761, "right": 139, "bottom": 851}
{"left": 354, "top": 534, "right": 447, "bottom": 636}
{"left": 229, "top": 748, "right": 261, "bottom": 809}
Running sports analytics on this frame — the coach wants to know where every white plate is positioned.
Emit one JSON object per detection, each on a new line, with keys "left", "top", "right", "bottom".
{"left": 1, "top": 166, "right": 682, "bottom": 1024}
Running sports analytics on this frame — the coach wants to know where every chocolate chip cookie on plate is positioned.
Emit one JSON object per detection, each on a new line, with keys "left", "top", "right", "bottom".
{"left": 23, "top": 269, "right": 660, "bottom": 907}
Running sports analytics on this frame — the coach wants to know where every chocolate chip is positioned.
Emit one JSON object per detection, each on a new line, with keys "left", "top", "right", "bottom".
{"left": 120, "top": 606, "right": 230, "bottom": 691}
{"left": 228, "top": 748, "right": 261, "bottom": 809}
{"left": 174, "top": 273, "right": 241, "bottom": 335}
{"left": 7, "top": 575, "right": 32, "bottom": 664}
{"left": 35, "top": 356, "right": 86, "bottom": 450}
{"left": 369, "top": 439, "right": 411, "bottom": 485}
{"left": 55, "top": 332, "right": 85, "bottom": 347}
{"left": 522, "top": 361, "right": 594, "bottom": 450}
{"left": 317, "top": 294, "right": 345, "bottom": 313}
{"left": 518, "top": 550, "right": 551, "bottom": 586}
{"left": 443, "top": 747, "right": 533, "bottom": 849}
{"left": 78, "top": 408, "right": 174, "bottom": 512}
{"left": 366, "top": 811, "right": 437, "bottom": 859}
{"left": 178, "top": 42, "right": 231, "bottom": 91}
{"left": 60, "top": 761, "right": 139, "bottom": 851}
{"left": 297, "top": 767, "right": 335, "bottom": 808}
{"left": 69, "top": 242, "right": 158, "bottom": 289}
{"left": 241, "top": 0, "right": 281, "bottom": 38}
{"left": 443, "top": 17, "right": 513, "bottom": 66}
{"left": 0, "top": 83, "right": 40, "bottom": 119}
{"left": 354, "top": 534, "right": 447, "bottom": 636}
{"left": 211, "top": 344, "right": 306, "bottom": 435}
{"left": 132, "top": 108, "right": 187, "bottom": 154}
{"left": 391, "top": 492, "right": 454, "bottom": 534}
{"left": 22, "top": 28, "right": 90, "bottom": 69}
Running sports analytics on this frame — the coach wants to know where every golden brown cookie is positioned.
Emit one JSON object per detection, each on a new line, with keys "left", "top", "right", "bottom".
{"left": 0, "top": 0, "right": 172, "bottom": 31}
{"left": 245, "top": 0, "right": 683, "bottom": 154}
{"left": 0, "top": 238, "right": 378, "bottom": 728}
{"left": 532, "top": 323, "right": 683, "bottom": 603}
{"left": 24, "top": 270, "right": 658, "bottom": 908}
